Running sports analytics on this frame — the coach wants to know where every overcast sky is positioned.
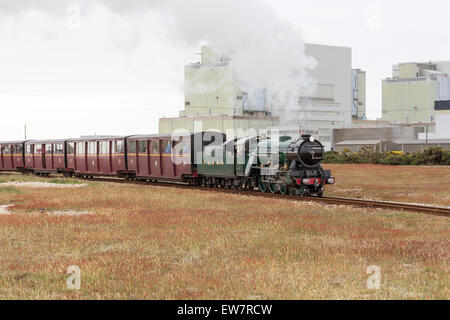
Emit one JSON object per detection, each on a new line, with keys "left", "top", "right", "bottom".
{"left": 1, "top": 0, "right": 449, "bottom": 140}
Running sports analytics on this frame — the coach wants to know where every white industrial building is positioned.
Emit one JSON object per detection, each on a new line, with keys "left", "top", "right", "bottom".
{"left": 161, "top": 44, "right": 355, "bottom": 150}
{"left": 435, "top": 100, "right": 450, "bottom": 138}
{"left": 382, "top": 61, "right": 450, "bottom": 123}
{"left": 269, "top": 43, "right": 353, "bottom": 150}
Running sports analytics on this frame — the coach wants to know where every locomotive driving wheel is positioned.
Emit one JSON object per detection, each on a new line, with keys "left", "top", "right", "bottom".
{"left": 298, "top": 186, "right": 306, "bottom": 197}
{"left": 288, "top": 187, "right": 296, "bottom": 196}
{"left": 268, "top": 183, "right": 277, "bottom": 194}
{"left": 279, "top": 184, "right": 288, "bottom": 195}
{"left": 258, "top": 176, "right": 268, "bottom": 193}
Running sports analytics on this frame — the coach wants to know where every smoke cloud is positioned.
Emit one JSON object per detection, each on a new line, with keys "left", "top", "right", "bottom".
{"left": 1, "top": 0, "right": 316, "bottom": 125}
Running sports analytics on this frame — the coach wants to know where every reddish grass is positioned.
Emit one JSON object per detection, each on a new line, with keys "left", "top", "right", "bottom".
{"left": 324, "top": 164, "right": 450, "bottom": 206}
{"left": 0, "top": 173, "right": 448, "bottom": 299}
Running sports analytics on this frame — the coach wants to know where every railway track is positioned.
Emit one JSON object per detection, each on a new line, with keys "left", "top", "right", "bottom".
{"left": 77, "top": 176, "right": 450, "bottom": 217}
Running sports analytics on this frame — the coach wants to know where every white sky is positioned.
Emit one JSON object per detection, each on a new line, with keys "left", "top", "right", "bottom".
{"left": 1, "top": 0, "right": 449, "bottom": 140}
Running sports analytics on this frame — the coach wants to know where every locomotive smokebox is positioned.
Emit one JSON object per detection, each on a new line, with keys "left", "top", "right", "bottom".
{"left": 287, "top": 136, "right": 325, "bottom": 168}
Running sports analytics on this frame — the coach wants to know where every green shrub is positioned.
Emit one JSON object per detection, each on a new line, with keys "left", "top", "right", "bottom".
{"left": 378, "top": 153, "right": 411, "bottom": 165}
{"left": 325, "top": 146, "right": 449, "bottom": 166}
{"left": 443, "top": 151, "right": 450, "bottom": 165}
{"left": 411, "top": 147, "right": 445, "bottom": 165}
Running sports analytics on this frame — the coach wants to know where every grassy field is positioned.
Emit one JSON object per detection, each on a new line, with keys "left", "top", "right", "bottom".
{"left": 0, "top": 166, "right": 448, "bottom": 299}
{"left": 324, "top": 164, "right": 450, "bottom": 206}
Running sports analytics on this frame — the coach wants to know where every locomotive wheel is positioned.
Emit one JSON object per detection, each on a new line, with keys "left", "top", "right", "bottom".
{"left": 258, "top": 177, "right": 268, "bottom": 193}
{"left": 288, "top": 188, "right": 296, "bottom": 196}
{"left": 317, "top": 187, "right": 324, "bottom": 198}
{"left": 298, "top": 187, "right": 306, "bottom": 197}
{"left": 268, "top": 183, "right": 277, "bottom": 194}
{"left": 279, "top": 184, "right": 288, "bottom": 195}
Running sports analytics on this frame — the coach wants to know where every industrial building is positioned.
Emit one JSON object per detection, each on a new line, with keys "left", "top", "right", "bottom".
{"left": 161, "top": 44, "right": 355, "bottom": 150}
{"left": 392, "top": 139, "right": 450, "bottom": 153}
{"left": 161, "top": 46, "right": 279, "bottom": 136}
{"left": 332, "top": 121, "right": 450, "bottom": 153}
{"left": 435, "top": 100, "right": 450, "bottom": 138}
{"left": 352, "top": 69, "right": 366, "bottom": 120}
{"left": 293, "top": 43, "right": 352, "bottom": 150}
{"left": 381, "top": 61, "right": 450, "bottom": 123}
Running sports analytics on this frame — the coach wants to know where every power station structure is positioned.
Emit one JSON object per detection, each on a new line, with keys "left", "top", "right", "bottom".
{"left": 381, "top": 61, "right": 450, "bottom": 123}
{"left": 159, "top": 44, "right": 357, "bottom": 150}
{"left": 352, "top": 69, "right": 366, "bottom": 120}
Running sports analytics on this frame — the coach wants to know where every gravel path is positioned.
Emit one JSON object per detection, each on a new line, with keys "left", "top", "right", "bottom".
{"left": 0, "top": 182, "right": 87, "bottom": 188}
{"left": 0, "top": 205, "right": 14, "bottom": 215}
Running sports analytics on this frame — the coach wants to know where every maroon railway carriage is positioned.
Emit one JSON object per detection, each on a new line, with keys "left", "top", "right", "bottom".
{"left": 0, "top": 141, "right": 25, "bottom": 172}
{"left": 66, "top": 136, "right": 127, "bottom": 177}
{"left": 24, "top": 140, "right": 67, "bottom": 175}
{"left": 126, "top": 134, "right": 192, "bottom": 181}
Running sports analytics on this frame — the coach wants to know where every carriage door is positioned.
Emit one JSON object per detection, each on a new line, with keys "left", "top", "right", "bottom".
{"left": 149, "top": 140, "right": 160, "bottom": 178}
{"left": 45, "top": 144, "right": 53, "bottom": 170}
{"left": 0, "top": 145, "right": 4, "bottom": 169}
{"left": 40, "top": 144, "right": 46, "bottom": 169}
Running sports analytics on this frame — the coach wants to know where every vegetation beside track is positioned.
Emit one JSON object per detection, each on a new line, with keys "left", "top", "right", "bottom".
{"left": 325, "top": 146, "right": 450, "bottom": 166}
{"left": 324, "top": 164, "right": 450, "bottom": 206}
{"left": 0, "top": 166, "right": 448, "bottom": 299}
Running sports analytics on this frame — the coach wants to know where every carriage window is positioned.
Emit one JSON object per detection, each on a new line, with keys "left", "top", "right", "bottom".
{"left": 11, "top": 145, "right": 15, "bottom": 154}
{"left": 46, "top": 144, "right": 52, "bottom": 153}
{"left": 128, "top": 141, "right": 136, "bottom": 154}
{"left": 179, "top": 137, "right": 190, "bottom": 155}
{"left": 114, "top": 140, "right": 124, "bottom": 154}
{"left": 16, "top": 144, "right": 23, "bottom": 154}
{"left": 67, "top": 143, "right": 74, "bottom": 154}
{"left": 3, "top": 145, "right": 11, "bottom": 154}
{"left": 76, "top": 142, "right": 85, "bottom": 154}
{"left": 26, "top": 144, "right": 33, "bottom": 154}
{"left": 103, "top": 141, "right": 110, "bottom": 154}
{"left": 88, "top": 142, "right": 96, "bottom": 155}
{"left": 161, "top": 140, "right": 172, "bottom": 154}
{"left": 35, "top": 145, "right": 43, "bottom": 155}
{"left": 151, "top": 140, "right": 159, "bottom": 154}
{"left": 138, "top": 141, "right": 147, "bottom": 154}
{"left": 99, "top": 141, "right": 110, "bottom": 154}
{"left": 55, "top": 144, "right": 64, "bottom": 155}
